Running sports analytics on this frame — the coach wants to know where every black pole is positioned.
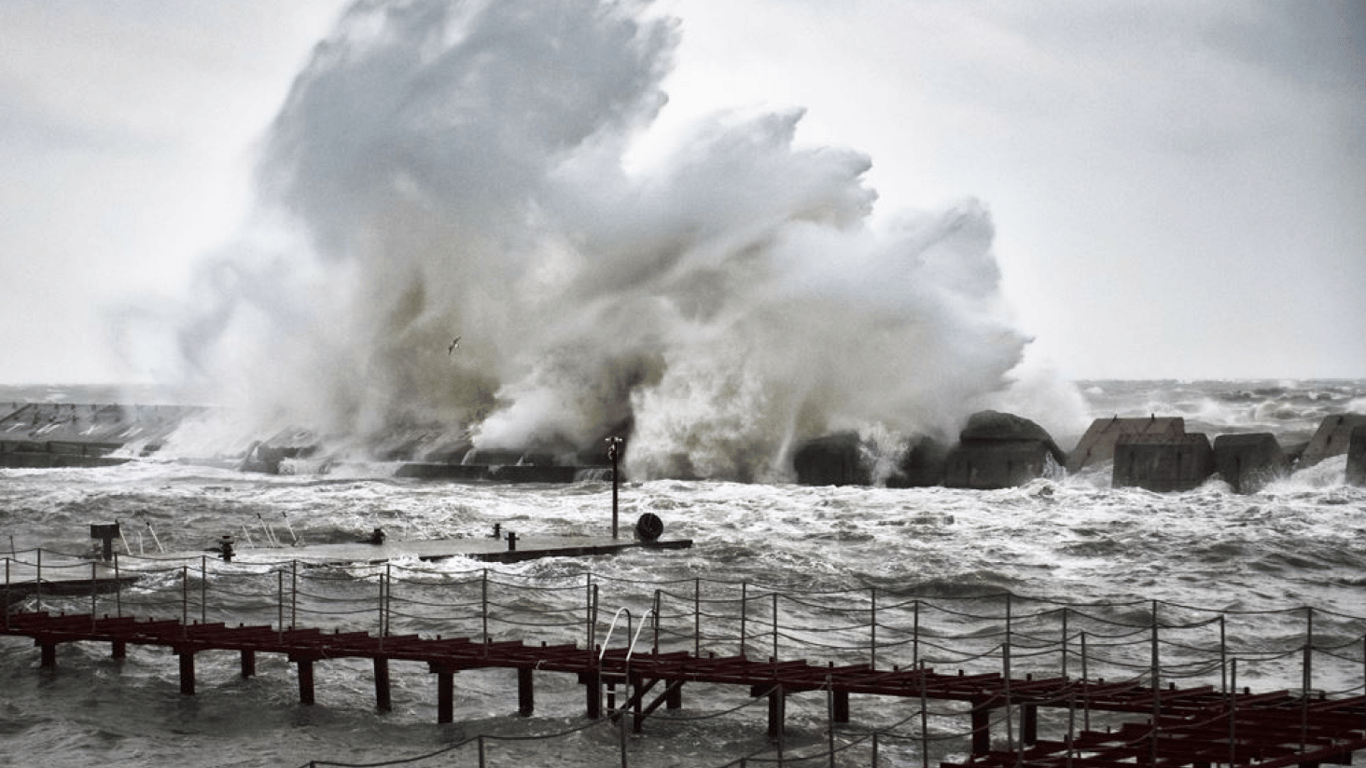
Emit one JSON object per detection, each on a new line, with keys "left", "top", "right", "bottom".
{"left": 607, "top": 437, "right": 622, "bottom": 540}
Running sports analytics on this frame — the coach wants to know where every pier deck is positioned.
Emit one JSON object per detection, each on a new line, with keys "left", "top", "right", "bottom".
{"left": 4, "top": 609, "right": 1365, "bottom": 768}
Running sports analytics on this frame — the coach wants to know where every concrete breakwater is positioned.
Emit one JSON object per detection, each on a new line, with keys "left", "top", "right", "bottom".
{"left": 3, "top": 401, "right": 1363, "bottom": 492}
{"left": 790, "top": 411, "right": 1366, "bottom": 493}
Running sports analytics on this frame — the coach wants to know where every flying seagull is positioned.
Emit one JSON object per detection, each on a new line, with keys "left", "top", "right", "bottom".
{"left": 448, "top": 336, "right": 461, "bottom": 355}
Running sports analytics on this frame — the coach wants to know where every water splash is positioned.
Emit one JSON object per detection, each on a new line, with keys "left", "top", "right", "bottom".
{"left": 163, "top": 0, "right": 1076, "bottom": 480}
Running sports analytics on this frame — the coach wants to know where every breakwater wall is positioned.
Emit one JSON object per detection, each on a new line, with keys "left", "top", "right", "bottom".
{"left": 3, "top": 402, "right": 1363, "bottom": 492}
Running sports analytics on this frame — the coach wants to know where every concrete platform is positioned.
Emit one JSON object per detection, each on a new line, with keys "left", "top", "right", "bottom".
{"left": 3, "top": 553, "right": 140, "bottom": 605}
{"left": 139, "top": 535, "right": 693, "bottom": 566}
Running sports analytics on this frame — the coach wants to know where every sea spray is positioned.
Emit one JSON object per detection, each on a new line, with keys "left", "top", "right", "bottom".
{"left": 160, "top": 0, "right": 1076, "bottom": 479}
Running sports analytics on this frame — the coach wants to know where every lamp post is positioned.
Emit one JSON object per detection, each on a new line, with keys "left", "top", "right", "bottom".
{"left": 606, "top": 436, "right": 623, "bottom": 539}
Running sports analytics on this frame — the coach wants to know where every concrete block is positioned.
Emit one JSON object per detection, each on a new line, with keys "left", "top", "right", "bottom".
{"left": 1067, "top": 416, "right": 1185, "bottom": 473}
{"left": 887, "top": 436, "right": 948, "bottom": 488}
{"left": 1347, "top": 426, "right": 1366, "bottom": 487}
{"left": 944, "top": 441, "right": 1057, "bottom": 490}
{"left": 943, "top": 411, "right": 1066, "bottom": 489}
{"left": 1299, "top": 414, "right": 1366, "bottom": 467}
{"left": 1113, "top": 433, "right": 1214, "bottom": 492}
{"left": 793, "top": 432, "right": 870, "bottom": 486}
{"left": 1212, "top": 433, "right": 1288, "bottom": 493}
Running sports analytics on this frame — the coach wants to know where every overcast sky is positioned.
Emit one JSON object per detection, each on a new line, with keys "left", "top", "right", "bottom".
{"left": 2, "top": 0, "right": 1363, "bottom": 385}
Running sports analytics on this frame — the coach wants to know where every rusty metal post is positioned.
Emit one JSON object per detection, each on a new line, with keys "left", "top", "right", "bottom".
{"left": 89, "top": 561, "right": 97, "bottom": 623}
{"left": 1302, "top": 607, "right": 1314, "bottom": 756}
{"left": 113, "top": 553, "right": 122, "bottom": 618}
{"left": 1004, "top": 592, "right": 1015, "bottom": 753}
{"left": 200, "top": 555, "right": 207, "bottom": 625}
{"left": 606, "top": 437, "right": 622, "bottom": 540}
{"left": 276, "top": 570, "right": 284, "bottom": 639}
{"left": 481, "top": 568, "right": 490, "bottom": 646}
{"left": 1229, "top": 658, "right": 1239, "bottom": 767}
{"left": 826, "top": 678, "right": 837, "bottom": 768}
{"left": 291, "top": 560, "right": 298, "bottom": 629}
{"left": 694, "top": 578, "right": 701, "bottom": 658}
{"left": 1060, "top": 606, "right": 1069, "bottom": 679}
{"left": 920, "top": 661, "right": 930, "bottom": 768}
{"left": 913, "top": 599, "right": 920, "bottom": 669}
{"left": 772, "top": 591, "right": 779, "bottom": 660}
{"left": 181, "top": 565, "right": 189, "bottom": 630}
{"left": 740, "top": 582, "right": 748, "bottom": 658}
{"left": 870, "top": 587, "right": 877, "bottom": 669}
{"left": 652, "top": 589, "right": 662, "bottom": 653}
{"left": 1219, "top": 615, "right": 1227, "bottom": 695}
{"left": 1081, "top": 631, "right": 1091, "bottom": 731}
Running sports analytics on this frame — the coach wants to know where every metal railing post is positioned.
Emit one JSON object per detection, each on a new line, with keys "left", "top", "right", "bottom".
{"left": 277, "top": 569, "right": 285, "bottom": 638}
{"left": 772, "top": 591, "right": 779, "bottom": 660}
{"left": 694, "top": 578, "right": 701, "bottom": 657}
{"left": 870, "top": 587, "right": 877, "bottom": 669}
{"left": 740, "top": 582, "right": 748, "bottom": 658}
{"left": 200, "top": 555, "right": 208, "bottom": 625}
{"left": 482, "top": 569, "right": 490, "bottom": 644}
{"left": 181, "top": 565, "right": 189, "bottom": 629}
{"left": 1060, "top": 606, "right": 1069, "bottom": 679}
{"left": 291, "top": 560, "right": 298, "bottom": 629}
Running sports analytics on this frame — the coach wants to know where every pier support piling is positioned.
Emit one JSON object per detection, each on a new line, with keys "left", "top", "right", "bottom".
{"left": 240, "top": 650, "right": 255, "bottom": 678}
{"left": 518, "top": 667, "right": 534, "bottom": 716}
{"left": 1022, "top": 703, "right": 1038, "bottom": 746}
{"left": 296, "top": 657, "right": 315, "bottom": 705}
{"left": 971, "top": 699, "right": 992, "bottom": 755}
{"left": 833, "top": 690, "right": 850, "bottom": 723}
{"left": 40, "top": 642, "right": 56, "bottom": 668}
{"left": 436, "top": 669, "right": 455, "bottom": 723}
{"left": 767, "top": 685, "right": 786, "bottom": 739}
{"left": 112, "top": 640, "right": 126, "bottom": 660}
{"left": 178, "top": 651, "right": 195, "bottom": 695}
{"left": 582, "top": 671, "right": 602, "bottom": 719}
{"left": 374, "top": 657, "right": 392, "bottom": 712}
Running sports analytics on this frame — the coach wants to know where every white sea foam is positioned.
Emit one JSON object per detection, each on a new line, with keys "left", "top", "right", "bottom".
{"left": 140, "top": 0, "right": 1078, "bottom": 481}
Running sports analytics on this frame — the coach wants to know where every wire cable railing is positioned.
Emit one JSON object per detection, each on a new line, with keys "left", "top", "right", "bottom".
{"left": 6, "top": 546, "right": 1366, "bottom": 767}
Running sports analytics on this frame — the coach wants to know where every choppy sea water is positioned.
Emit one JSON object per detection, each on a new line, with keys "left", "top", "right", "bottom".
{"left": 3, "top": 379, "right": 1366, "bottom": 768}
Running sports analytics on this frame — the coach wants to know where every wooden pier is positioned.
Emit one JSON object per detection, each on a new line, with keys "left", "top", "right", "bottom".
{"left": 5, "top": 609, "right": 1366, "bottom": 767}
{"left": 5, "top": 552, "right": 1366, "bottom": 768}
